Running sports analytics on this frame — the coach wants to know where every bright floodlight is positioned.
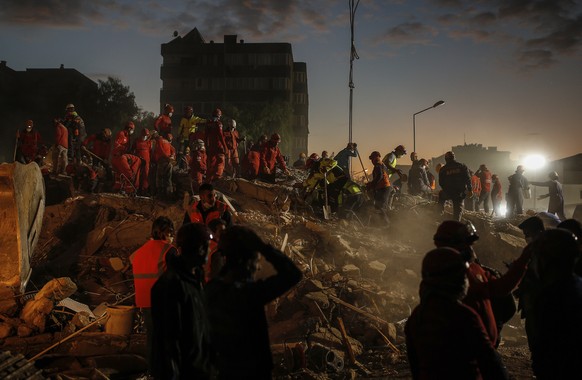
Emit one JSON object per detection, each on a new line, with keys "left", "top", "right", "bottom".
{"left": 523, "top": 154, "right": 546, "bottom": 170}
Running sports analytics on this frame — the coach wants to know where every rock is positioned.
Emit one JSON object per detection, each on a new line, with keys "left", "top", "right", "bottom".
{"left": 304, "top": 292, "right": 330, "bottom": 309}
{"left": 364, "top": 260, "right": 386, "bottom": 279}
{"left": 342, "top": 264, "right": 361, "bottom": 280}
{"left": 20, "top": 297, "right": 53, "bottom": 332}
{"left": 35, "top": 277, "right": 77, "bottom": 302}
{"left": 0, "top": 286, "right": 18, "bottom": 315}
{"left": 301, "top": 279, "right": 324, "bottom": 293}
{"left": 0, "top": 323, "right": 13, "bottom": 338}
{"left": 17, "top": 324, "right": 34, "bottom": 337}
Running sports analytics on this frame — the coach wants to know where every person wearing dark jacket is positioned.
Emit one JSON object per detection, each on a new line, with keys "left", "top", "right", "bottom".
{"left": 530, "top": 229, "right": 582, "bottom": 379}
{"left": 408, "top": 158, "right": 431, "bottom": 197}
{"left": 205, "top": 225, "right": 302, "bottom": 379}
{"left": 530, "top": 171, "right": 566, "bottom": 221}
{"left": 438, "top": 151, "right": 472, "bottom": 221}
{"left": 334, "top": 142, "right": 358, "bottom": 176}
{"left": 405, "top": 247, "right": 509, "bottom": 380}
{"left": 150, "top": 223, "right": 213, "bottom": 380}
{"left": 507, "top": 165, "right": 529, "bottom": 217}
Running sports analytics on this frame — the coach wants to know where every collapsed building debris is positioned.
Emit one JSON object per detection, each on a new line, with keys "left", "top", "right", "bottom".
{"left": 0, "top": 171, "right": 537, "bottom": 378}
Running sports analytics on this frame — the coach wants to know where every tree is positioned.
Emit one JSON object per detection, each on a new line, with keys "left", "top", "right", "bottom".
{"left": 94, "top": 77, "right": 139, "bottom": 131}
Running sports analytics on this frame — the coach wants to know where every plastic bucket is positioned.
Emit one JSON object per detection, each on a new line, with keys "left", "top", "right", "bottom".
{"left": 104, "top": 305, "right": 135, "bottom": 335}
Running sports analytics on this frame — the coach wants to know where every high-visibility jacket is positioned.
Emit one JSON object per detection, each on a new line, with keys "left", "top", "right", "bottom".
{"left": 477, "top": 170, "right": 492, "bottom": 193}
{"left": 130, "top": 240, "right": 173, "bottom": 308}
{"left": 471, "top": 175, "right": 482, "bottom": 196}
{"left": 179, "top": 115, "right": 205, "bottom": 141}
{"left": 368, "top": 161, "right": 391, "bottom": 190}
{"left": 188, "top": 200, "right": 228, "bottom": 226}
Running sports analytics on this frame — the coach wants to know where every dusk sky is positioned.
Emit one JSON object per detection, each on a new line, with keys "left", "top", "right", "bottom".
{"left": 1, "top": 0, "right": 581, "bottom": 164}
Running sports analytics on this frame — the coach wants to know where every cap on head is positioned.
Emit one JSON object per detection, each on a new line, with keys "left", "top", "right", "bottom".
{"left": 164, "top": 104, "right": 174, "bottom": 113}
{"left": 479, "top": 164, "right": 487, "bottom": 171}
{"left": 103, "top": 128, "right": 112, "bottom": 137}
{"left": 271, "top": 133, "right": 281, "bottom": 141}
{"left": 65, "top": 103, "right": 75, "bottom": 110}
{"left": 369, "top": 151, "right": 381, "bottom": 160}
{"left": 321, "top": 150, "right": 328, "bottom": 157}
{"left": 184, "top": 106, "right": 193, "bottom": 112}
{"left": 516, "top": 165, "right": 525, "bottom": 173}
{"left": 422, "top": 247, "right": 468, "bottom": 280}
{"left": 126, "top": 121, "right": 135, "bottom": 130}
{"left": 419, "top": 158, "right": 428, "bottom": 166}
{"left": 549, "top": 171, "right": 558, "bottom": 180}
{"left": 230, "top": 119, "right": 237, "bottom": 128}
{"left": 299, "top": 152, "right": 307, "bottom": 159}
{"left": 434, "top": 220, "right": 479, "bottom": 247}
{"left": 518, "top": 216, "right": 544, "bottom": 235}
{"left": 444, "top": 151, "right": 455, "bottom": 162}
{"left": 25, "top": 120, "right": 33, "bottom": 127}
{"left": 212, "top": 108, "right": 222, "bottom": 117}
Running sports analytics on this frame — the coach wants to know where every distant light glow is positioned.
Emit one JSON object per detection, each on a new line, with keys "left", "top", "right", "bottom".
{"left": 499, "top": 204, "right": 507, "bottom": 217}
{"left": 523, "top": 154, "right": 546, "bottom": 170}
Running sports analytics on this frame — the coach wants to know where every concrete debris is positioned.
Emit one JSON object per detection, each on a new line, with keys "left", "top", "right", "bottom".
{"left": 0, "top": 175, "right": 537, "bottom": 378}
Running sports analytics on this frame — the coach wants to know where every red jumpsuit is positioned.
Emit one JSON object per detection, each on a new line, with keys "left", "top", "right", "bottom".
{"left": 154, "top": 114, "right": 172, "bottom": 137}
{"left": 242, "top": 142, "right": 263, "bottom": 180}
{"left": 154, "top": 136, "right": 175, "bottom": 196}
{"left": 133, "top": 138, "right": 152, "bottom": 192}
{"left": 189, "top": 148, "right": 207, "bottom": 191}
{"left": 111, "top": 130, "right": 140, "bottom": 192}
{"left": 19, "top": 129, "right": 42, "bottom": 163}
{"left": 223, "top": 129, "right": 241, "bottom": 176}
{"left": 83, "top": 133, "right": 111, "bottom": 162}
{"left": 204, "top": 120, "right": 229, "bottom": 182}
{"left": 260, "top": 142, "right": 287, "bottom": 173}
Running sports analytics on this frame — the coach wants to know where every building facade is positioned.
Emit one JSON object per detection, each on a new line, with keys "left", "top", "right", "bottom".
{"left": 160, "top": 28, "right": 309, "bottom": 158}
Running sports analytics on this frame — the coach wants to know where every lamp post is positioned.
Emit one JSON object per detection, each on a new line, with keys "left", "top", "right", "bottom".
{"left": 413, "top": 100, "right": 445, "bottom": 153}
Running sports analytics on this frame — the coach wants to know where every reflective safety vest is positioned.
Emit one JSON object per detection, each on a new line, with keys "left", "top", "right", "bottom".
{"left": 130, "top": 240, "right": 173, "bottom": 308}
{"left": 375, "top": 163, "right": 391, "bottom": 189}
{"left": 188, "top": 200, "right": 228, "bottom": 226}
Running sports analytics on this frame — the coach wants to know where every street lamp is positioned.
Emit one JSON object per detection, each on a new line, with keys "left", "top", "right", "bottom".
{"left": 524, "top": 154, "right": 546, "bottom": 210}
{"left": 413, "top": 100, "right": 445, "bottom": 153}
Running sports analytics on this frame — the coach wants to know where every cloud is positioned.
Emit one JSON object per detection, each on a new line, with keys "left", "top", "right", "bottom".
{"left": 373, "top": 22, "right": 438, "bottom": 46}
{"left": 0, "top": 0, "right": 108, "bottom": 27}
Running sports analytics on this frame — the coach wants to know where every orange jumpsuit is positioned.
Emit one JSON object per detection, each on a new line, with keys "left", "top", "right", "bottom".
{"left": 111, "top": 130, "right": 140, "bottom": 192}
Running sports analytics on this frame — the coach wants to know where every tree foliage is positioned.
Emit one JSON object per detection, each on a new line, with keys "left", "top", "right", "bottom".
{"left": 94, "top": 77, "right": 139, "bottom": 131}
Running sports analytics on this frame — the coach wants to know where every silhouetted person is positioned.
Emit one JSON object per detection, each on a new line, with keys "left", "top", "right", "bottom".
{"left": 151, "top": 223, "right": 213, "bottom": 380}
{"left": 438, "top": 151, "right": 472, "bottom": 221}
{"left": 530, "top": 171, "right": 566, "bottom": 221}
{"left": 530, "top": 229, "right": 582, "bottom": 379}
{"left": 557, "top": 219, "right": 582, "bottom": 276}
{"left": 507, "top": 165, "right": 529, "bottom": 217}
{"left": 405, "top": 247, "right": 509, "bottom": 379}
{"left": 205, "top": 225, "right": 302, "bottom": 379}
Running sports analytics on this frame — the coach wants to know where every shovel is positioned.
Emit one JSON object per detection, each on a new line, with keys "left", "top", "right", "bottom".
{"left": 323, "top": 171, "right": 332, "bottom": 220}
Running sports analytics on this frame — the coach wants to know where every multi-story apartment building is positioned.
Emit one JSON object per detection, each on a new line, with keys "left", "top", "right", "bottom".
{"left": 160, "top": 28, "right": 309, "bottom": 158}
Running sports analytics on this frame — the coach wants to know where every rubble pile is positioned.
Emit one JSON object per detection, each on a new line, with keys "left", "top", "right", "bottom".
{"left": 0, "top": 175, "right": 533, "bottom": 378}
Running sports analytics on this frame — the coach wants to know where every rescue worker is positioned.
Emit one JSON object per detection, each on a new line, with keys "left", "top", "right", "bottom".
{"left": 82, "top": 128, "right": 112, "bottom": 163}
{"left": 132, "top": 128, "right": 153, "bottom": 195}
{"left": 367, "top": 151, "right": 391, "bottom": 212}
{"left": 205, "top": 225, "right": 302, "bottom": 379}
{"left": 52, "top": 117, "right": 68, "bottom": 175}
{"left": 491, "top": 174, "right": 503, "bottom": 216}
{"left": 184, "top": 183, "right": 232, "bottom": 227}
{"left": 151, "top": 222, "right": 213, "bottom": 380}
{"left": 530, "top": 171, "right": 566, "bottom": 221}
{"left": 334, "top": 142, "right": 358, "bottom": 176}
{"left": 154, "top": 103, "right": 174, "bottom": 138}
{"left": 111, "top": 121, "right": 141, "bottom": 193}
{"left": 178, "top": 106, "right": 205, "bottom": 154}
{"left": 189, "top": 139, "right": 207, "bottom": 193}
{"left": 303, "top": 157, "right": 348, "bottom": 214}
{"left": 223, "top": 119, "right": 243, "bottom": 177}
{"left": 438, "top": 151, "right": 472, "bottom": 221}
{"left": 63, "top": 104, "right": 86, "bottom": 162}
{"left": 321, "top": 150, "right": 330, "bottom": 159}
{"left": 465, "top": 170, "right": 481, "bottom": 212}
{"left": 382, "top": 145, "right": 407, "bottom": 209}
{"left": 242, "top": 134, "right": 268, "bottom": 180}
{"left": 405, "top": 247, "right": 509, "bottom": 380}
{"left": 408, "top": 158, "right": 432, "bottom": 197}
{"left": 259, "top": 133, "right": 290, "bottom": 183}
{"left": 153, "top": 132, "right": 176, "bottom": 200}
{"left": 17, "top": 120, "right": 42, "bottom": 164}
{"left": 292, "top": 152, "right": 307, "bottom": 169}
{"left": 304, "top": 153, "right": 321, "bottom": 172}
{"left": 529, "top": 229, "right": 582, "bottom": 379}
{"left": 476, "top": 164, "right": 493, "bottom": 213}
{"left": 433, "top": 220, "right": 531, "bottom": 347}
{"left": 130, "top": 216, "right": 175, "bottom": 373}
{"left": 204, "top": 218, "right": 227, "bottom": 283}
{"left": 507, "top": 165, "right": 530, "bottom": 218}
{"left": 204, "top": 108, "right": 229, "bottom": 182}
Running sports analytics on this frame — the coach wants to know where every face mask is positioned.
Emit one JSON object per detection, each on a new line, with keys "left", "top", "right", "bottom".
{"left": 168, "top": 112, "right": 173, "bottom": 117}
{"left": 129, "top": 129, "right": 134, "bottom": 135}
{"left": 26, "top": 126, "right": 32, "bottom": 132}
{"left": 143, "top": 136, "right": 148, "bottom": 141}
{"left": 167, "top": 236, "right": 174, "bottom": 244}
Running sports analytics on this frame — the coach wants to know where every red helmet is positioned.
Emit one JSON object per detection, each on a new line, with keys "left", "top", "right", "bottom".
{"left": 271, "top": 133, "right": 281, "bottom": 141}
{"left": 164, "top": 104, "right": 174, "bottom": 114}
{"left": 395, "top": 145, "right": 407, "bottom": 154}
{"left": 212, "top": 108, "right": 222, "bottom": 117}
{"left": 126, "top": 121, "right": 135, "bottom": 130}
{"left": 422, "top": 247, "right": 468, "bottom": 280}
{"left": 25, "top": 120, "right": 34, "bottom": 127}
{"left": 369, "top": 151, "right": 381, "bottom": 160}
{"left": 184, "top": 106, "right": 193, "bottom": 112}
{"left": 434, "top": 221, "right": 479, "bottom": 247}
